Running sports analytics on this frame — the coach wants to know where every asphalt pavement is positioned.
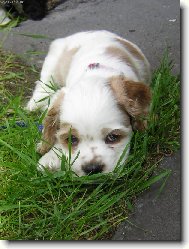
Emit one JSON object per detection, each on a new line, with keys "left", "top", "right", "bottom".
{"left": 112, "top": 151, "right": 181, "bottom": 241}
{"left": 0, "top": 0, "right": 180, "bottom": 241}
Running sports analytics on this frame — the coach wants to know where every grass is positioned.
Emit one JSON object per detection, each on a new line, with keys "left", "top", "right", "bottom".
{"left": 0, "top": 14, "right": 26, "bottom": 30}
{"left": 0, "top": 49, "right": 180, "bottom": 240}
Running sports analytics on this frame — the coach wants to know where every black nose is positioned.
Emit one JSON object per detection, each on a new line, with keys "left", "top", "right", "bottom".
{"left": 83, "top": 163, "right": 104, "bottom": 175}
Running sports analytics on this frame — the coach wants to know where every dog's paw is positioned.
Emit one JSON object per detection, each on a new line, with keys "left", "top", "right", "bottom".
{"left": 25, "top": 98, "right": 39, "bottom": 112}
{"left": 38, "top": 151, "right": 61, "bottom": 172}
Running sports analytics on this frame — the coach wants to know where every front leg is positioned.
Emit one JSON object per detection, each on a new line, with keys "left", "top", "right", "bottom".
{"left": 26, "top": 80, "right": 55, "bottom": 111}
{"left": 26, "top": 37, "right": 78, "bottom": 112}
{"left": 26, "top": 39, "right": 67, "bottom": 112}
{"left": 38, "top": 145, "right": 63, "bottom": 172}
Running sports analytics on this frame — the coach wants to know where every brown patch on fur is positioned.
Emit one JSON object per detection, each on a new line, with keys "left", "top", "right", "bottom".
{"left": 59, "top": 122, "right": 73, "bottom": 132}
{"left": 116, "top": 38, "right": 145, "bottom": 61}
{"left": 55, "top": 47, "right": 79, "bottom": 86}
{"left": 102, "top": 128, "right": 128, "bottom": 144}
{"left": 37, "top": 90, "right": 64, "bottom": 155}
{"left": 102, "top": 128, "right": 128, "bottom": 137}
{"left": 109, "top": 76, "right": 151, "bottom": 131}
{"left": 115, "top": 38, "right": 151, "bottom": 84}
{"left": 105, "top": 46, "right": 139, "bottom": 78}
{"left": 131, "top": 119, "right": 148, "bottom": 131}
{"left": 57, "top": 123, "right": 79, "bottom": 154}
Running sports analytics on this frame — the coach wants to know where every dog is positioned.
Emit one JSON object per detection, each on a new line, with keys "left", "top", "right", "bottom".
{"left": 26, "top": 30, "right": 151, "bottom": 176}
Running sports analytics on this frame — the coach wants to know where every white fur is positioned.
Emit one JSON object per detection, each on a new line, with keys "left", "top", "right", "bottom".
{"left": 27, "top": 30, "right": 151, "bottom": 176}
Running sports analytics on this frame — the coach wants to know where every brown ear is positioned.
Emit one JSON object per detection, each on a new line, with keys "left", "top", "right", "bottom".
{"left": 110, "top": 76, "right": 151, "bottom": 131}
{"left": 37, "top": 90, "right": 64, "bottom": 155}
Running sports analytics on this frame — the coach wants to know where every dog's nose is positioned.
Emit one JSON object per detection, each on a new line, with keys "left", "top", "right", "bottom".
{"left": 83, "top": 163, "right": 104, "bottom": 175}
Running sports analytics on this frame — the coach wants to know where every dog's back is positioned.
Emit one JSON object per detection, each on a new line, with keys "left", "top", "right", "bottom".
{"left": 50, "top": 30, "right": 151, "bottom": 87}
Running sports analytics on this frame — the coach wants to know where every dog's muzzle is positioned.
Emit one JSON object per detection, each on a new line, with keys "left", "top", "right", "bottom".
{"left": 82, "top": 162, "right": 104, "bottom": 175}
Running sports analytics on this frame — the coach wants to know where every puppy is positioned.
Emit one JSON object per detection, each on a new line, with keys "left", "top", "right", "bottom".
{"left": 26, "top": 30, "right": 151, "bottom": 176}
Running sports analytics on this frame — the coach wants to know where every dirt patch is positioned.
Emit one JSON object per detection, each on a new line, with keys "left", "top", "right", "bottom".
{"left": 0, "top": 48, "right": 39, "bottom": 105}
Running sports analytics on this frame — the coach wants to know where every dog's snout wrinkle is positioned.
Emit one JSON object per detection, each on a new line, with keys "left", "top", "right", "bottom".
{"left": 82, "top": 163, "right": 104, "bottom": 175}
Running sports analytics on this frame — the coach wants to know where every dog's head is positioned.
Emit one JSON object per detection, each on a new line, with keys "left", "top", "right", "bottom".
{"left": 38, "top": 75, "right": 151, "bottom": 176}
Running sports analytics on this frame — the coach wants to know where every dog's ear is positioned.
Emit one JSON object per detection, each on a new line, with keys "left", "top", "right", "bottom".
{"left": 37, "top": 90, "right": 64, "bottom": 155}
{"left": 110, "top": 76, "right": 151, "bottom": 131}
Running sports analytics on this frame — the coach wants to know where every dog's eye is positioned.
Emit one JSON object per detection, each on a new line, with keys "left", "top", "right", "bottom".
{"left": 66, "top": 135, "right": 79, "bottom": 146}
{"left": 105, "top": 133, "right": 121, "bottom": 144}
